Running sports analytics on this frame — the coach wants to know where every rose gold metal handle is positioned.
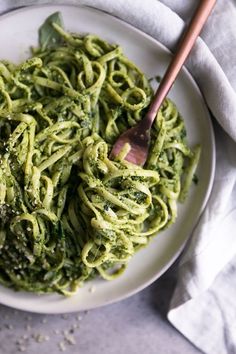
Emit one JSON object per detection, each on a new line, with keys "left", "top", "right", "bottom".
{"left": 144, "top": 0, "right": 216, "bottom": 127}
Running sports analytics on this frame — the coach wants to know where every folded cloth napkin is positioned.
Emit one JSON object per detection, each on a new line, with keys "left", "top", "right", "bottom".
{"left": 1, "top": 1, "right": 236, "bottom": 353}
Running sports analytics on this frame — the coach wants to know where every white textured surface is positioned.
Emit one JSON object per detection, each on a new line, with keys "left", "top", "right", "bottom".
{"left": 0, "top": 275, "right": 202, "bottom": 354}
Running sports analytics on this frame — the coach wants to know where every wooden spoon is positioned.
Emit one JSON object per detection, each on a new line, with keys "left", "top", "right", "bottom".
{"left": 110, "top": 0, "right": 216, "bottom": 166}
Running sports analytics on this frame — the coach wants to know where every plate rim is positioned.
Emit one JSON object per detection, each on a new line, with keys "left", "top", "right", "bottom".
{"left": 0, "top": 3, "right": 216, "bottom": 314}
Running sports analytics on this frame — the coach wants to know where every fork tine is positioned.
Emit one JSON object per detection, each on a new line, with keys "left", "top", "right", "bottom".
{"left": 110, "top": 123, "right": 150, "bottom": 166}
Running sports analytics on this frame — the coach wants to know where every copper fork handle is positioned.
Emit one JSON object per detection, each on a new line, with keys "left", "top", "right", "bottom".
{"left": 145, "top": 0, "right": 216, "bottom": 126}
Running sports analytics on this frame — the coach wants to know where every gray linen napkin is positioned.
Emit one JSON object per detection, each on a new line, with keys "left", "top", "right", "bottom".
{"left": 1, "top": 1, "right": 236, "bottom": 353}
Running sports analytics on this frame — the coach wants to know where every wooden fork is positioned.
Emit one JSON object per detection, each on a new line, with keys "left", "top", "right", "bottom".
{"left": 110, "top": 0, "right": 216, "bottom": 166}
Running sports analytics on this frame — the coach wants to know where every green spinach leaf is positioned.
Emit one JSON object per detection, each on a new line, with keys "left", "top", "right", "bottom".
{"left": 39, "top": 11, "right": 63, "bottom": 50}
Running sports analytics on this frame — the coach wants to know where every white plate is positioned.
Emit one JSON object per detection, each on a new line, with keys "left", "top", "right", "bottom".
{"left": 0, "top": 5, "right": 215, "bottom": 314}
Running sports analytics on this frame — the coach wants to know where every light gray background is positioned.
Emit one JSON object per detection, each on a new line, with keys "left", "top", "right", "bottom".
{"left": 0, "top": 267, "right": 201, "bottom": 354}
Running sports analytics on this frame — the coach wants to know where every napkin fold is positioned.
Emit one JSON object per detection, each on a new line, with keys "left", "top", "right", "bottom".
{"left": 1, "top": 1, "right": 236, "bottom": 353}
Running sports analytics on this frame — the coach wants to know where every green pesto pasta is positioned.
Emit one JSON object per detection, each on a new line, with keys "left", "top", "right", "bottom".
{"left": 0, "top": 13, "right": 200, "bottom": 295}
